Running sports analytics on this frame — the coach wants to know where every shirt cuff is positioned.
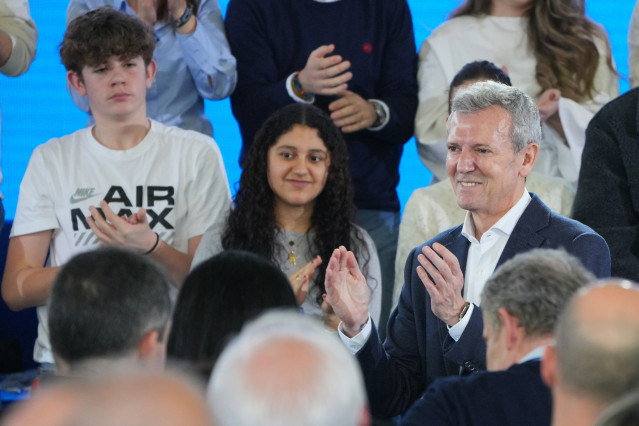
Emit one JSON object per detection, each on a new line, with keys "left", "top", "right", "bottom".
{"left": 286, "top": 73, "right": 315, "bottom": 104}
{"left": 337, "top": 314, "right": 372, "bottom": 355}
{"left": 368, "top": 99, "right": 390, "bottom": 131}
{"left": 448, "top": 303, "right": 474, "bottom": 342}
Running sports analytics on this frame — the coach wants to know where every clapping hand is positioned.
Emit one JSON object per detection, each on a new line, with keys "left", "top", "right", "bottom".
{"left": 324, "top": 246, "right": 370, "bottom": 337}
{"left": 87, "top": 200, "right": 158, "bottom": 254}
{"left": 416, "top": 242, "right": 466, "bottom": 326}
{"left": 289, "top": 255, "right": 322, "bottom": 306}
{"left": 297, "top": 44, "right": 353, "bottom": 96}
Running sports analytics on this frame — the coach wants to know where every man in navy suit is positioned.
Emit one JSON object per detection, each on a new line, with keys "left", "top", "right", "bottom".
{"left": 325, "top": 81, "right": 611, "bottom": 418}
{"left": 399, "top": 248, "right": 594, "bottom": 426}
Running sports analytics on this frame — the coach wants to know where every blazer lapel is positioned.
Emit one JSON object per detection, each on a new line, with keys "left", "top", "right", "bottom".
{"left": 497, "top": 194, "right": 550, "bottom": 268}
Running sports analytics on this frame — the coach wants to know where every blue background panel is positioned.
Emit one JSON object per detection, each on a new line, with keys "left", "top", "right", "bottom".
{"left": 0, "top": 0, "right": 635, "bottom": 221}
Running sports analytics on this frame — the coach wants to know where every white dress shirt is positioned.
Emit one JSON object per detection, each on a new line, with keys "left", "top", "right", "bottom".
{"left": 449, "top": 190, "right": 532, "bottom": 341}
{"left": 340, "top": 189, "right": 533, "bottom": 351}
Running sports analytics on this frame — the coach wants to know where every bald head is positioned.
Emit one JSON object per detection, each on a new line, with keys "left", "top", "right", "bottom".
{"left": 3, "top": 371, "right": 212, "bottom": 426}
{"left": 555, "top": 280, "right": 639, "bottom": 403}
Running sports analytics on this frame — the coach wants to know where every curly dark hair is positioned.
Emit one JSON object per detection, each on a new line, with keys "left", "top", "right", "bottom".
{"left": 59, "top": 6, "right": 156, "bottom": 75}
{"left": 222, "top": 103, "right": 369, "bottom": 306}
{"left": 450, "top": 0, "right": 616, "bottom": 102}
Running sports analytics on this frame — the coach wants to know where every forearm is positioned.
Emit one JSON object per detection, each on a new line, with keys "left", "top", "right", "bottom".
{"left": 2, "top": 266, "right": 60, "bottom": 311}
{"left": 177, "top": 2, "right": 237, "bottom": 100}
{"left": 148, "top": 238, "right": 196, "bottom": 287}
{"left": 0, "top": 31, "right": 12, "bottom": 68}
{"left": 2, "top": 231, "right": 58, "bottom": 311}
{"left": 0, "top": 19, "right": 37, "bottom": 77}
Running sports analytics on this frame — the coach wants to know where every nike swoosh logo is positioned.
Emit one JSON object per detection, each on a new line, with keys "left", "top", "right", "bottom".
{"left": 69, "top": 193, "right": 99, "bottom": 204}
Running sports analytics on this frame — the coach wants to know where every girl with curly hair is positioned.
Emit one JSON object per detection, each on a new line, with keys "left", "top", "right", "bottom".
{"left": 191, "top": 103, "right": 381, "bottom": 329}
{"left": 414, "top": 0, "right": 618, "bottom": 188}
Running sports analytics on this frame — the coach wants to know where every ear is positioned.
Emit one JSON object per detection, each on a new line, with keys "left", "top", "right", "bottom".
{"left": 498, "top": 307, "right": 521, "bottom": 351}
{"left": 541, "top": 345, "right": 557, "bottom": 388}
{"left": 519, "top": 142, "right": 539, "bottom": 178}
{"left": 145, "top": 59, "right": 157, "bottom": 89}
{"left": 358, "top": 406, "right": 372, "bottom": 426}
{"left": 68, "top": 70, "right": 87, "bottom": 96}
{"left": 52, "top": 352, "right": 71, "bottom": 375}
{"left": 137, "top": 330, "right": 160, "bottom": 361}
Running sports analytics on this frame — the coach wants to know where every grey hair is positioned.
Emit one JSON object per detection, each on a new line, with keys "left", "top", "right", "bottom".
{"left": 207, "top": 310, "right": 367, "bottom": 426}
{"left": 481, "top": 248, "right": 594, "bottom": 337}
{"left": 450, "top": 80, "right": 542, "bottom": 152}
{"left": 594, "top": 387, "right": 639, "bottom": 426}
{"left": 555, "top": 280, "right": 639, "bottom": 403}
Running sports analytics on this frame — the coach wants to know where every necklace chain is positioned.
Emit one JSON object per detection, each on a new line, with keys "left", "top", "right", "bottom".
{"left": 287, "top": 233, "right": 305, "bottom": 266}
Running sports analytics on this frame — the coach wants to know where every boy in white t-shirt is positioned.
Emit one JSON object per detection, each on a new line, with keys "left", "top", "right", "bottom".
{"left": 0, "top": 7, "right": 231, "bottom": 367}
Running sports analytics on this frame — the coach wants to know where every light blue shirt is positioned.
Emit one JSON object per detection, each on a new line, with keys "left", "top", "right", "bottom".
{"left": 66, "top": 0, "right": 237, "bottom": 136}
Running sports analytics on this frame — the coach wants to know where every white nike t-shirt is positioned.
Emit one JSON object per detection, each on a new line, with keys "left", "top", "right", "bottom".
{"left": 12, "top": 119, "right": 231, "bottom": 363}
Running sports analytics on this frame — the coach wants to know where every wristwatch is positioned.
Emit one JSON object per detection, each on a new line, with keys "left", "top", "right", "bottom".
{"left": 370, "top": 100, "right": 387, "bottom": 128}
{"left": 458, "top": 302, "right": 471, "bottom": 321}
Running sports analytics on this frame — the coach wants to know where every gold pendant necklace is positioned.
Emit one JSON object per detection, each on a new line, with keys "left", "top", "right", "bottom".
{"left": 288, "top": 240, "right": 297, "bottom": 266}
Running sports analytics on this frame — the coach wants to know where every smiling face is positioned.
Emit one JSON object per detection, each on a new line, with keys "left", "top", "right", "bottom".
{"left": 267, "top": 124, "right": 331, "bottom": 215}
{"left": 446, "top": 106, "right": 537, "bottom": 234}
{"left": 68, "top": 55, "right": 156, "bottom": 124}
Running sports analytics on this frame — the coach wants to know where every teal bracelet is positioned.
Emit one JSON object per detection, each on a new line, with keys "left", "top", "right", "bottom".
{"left": 173, "top": 5, "right": 192, "bottom": 29}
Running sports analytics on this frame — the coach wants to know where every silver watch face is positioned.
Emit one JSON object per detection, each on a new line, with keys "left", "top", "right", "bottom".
{"left": 373, "top": 103, "right": 385, "bottom": 126}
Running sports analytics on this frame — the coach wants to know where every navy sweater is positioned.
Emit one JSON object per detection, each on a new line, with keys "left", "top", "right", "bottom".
{"left": 225, "top": 0, "right": 418, "bottom": 211}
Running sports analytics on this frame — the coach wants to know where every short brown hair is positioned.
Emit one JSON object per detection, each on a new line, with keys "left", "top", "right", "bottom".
{"left": 59, "top": 6, "right": 155, "bottom": 75}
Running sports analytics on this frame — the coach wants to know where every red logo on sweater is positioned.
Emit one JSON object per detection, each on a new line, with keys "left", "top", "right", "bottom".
{"left": 363, "top": 42, "right": 372, "bottom": 53}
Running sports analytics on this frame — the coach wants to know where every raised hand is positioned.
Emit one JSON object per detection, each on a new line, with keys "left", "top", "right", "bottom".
{"left": 136, "top": 0, "right": 157, "bottom": 27}
{"left": 536, "top": 88, "right": 565, "bottom": 141}
{"left": 416, "top": 242, "right": 466, "bottom": 326}
{"left": 87, "top": 200, "right": 158, "bottom": 254}
{"left": 324, "top": 246, "right": 370, "bottom": 337}
{"left": 328, "top": 90, "right": 377, "bottom": 133}
{"left": 168, "top": 0, "right": 197, "bottom": 34}
{"left": 536, "top": 88, "right": 561, "bottom": 123}
{"left": 288, "top": 255, "right": 322, "bottom": 306}
{"left": 297, "top": 44, "right": 352, "bottom": 96}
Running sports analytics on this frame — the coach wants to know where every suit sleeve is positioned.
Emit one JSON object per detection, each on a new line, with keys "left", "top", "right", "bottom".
{"left": 441, "top": 305, "right": 486, "bottom": 373}
{"left": 356, "top": 247, "right": 427, "bottom": 418}
{"left": 572, "top": 111, "right": 629, "bottom": 280}
{"left": 399, "top": 380, "right": 458, "bottom": 426}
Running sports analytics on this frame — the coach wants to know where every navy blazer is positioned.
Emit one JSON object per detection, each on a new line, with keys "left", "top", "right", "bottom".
{"left": 357, "top": 194, "right": 610, "bottom": 418}
{"left": 399, "top": 361, "right": 551, "bottom": 426}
